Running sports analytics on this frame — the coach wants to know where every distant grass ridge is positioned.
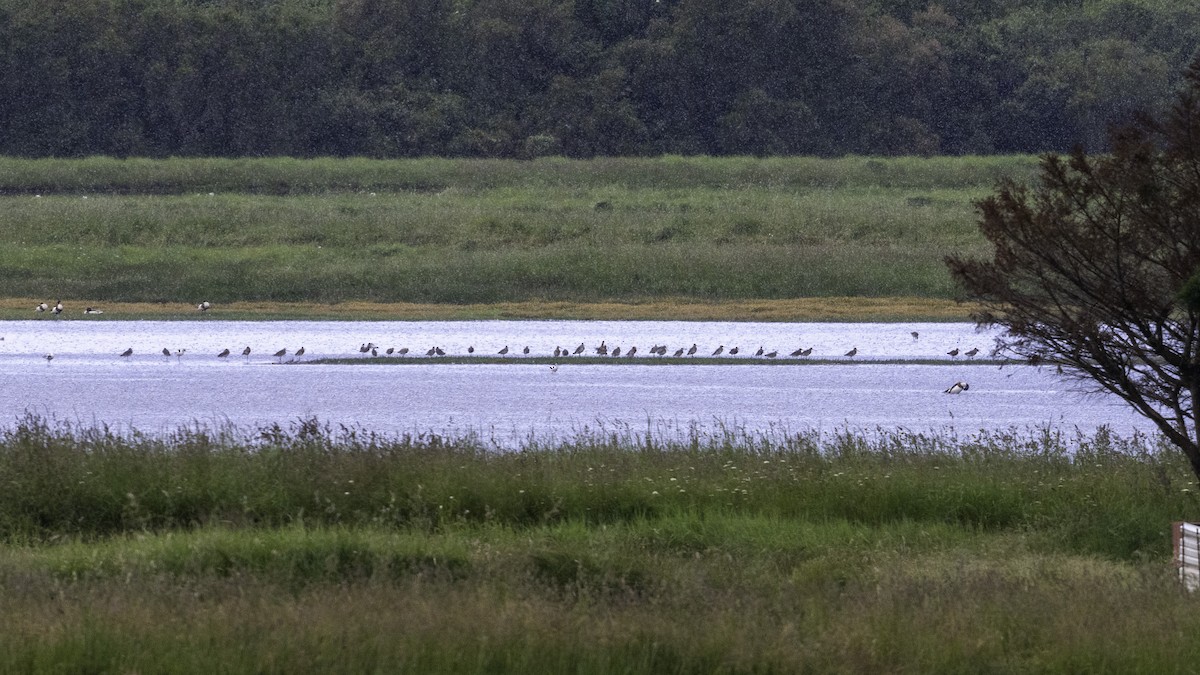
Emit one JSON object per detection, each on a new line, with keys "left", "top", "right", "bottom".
{"left": 0, "top": 156, "right": 1036, "bottom": 305}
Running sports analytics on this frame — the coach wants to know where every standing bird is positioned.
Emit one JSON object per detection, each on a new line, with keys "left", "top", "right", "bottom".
{"left": 673, "top": 347, "right": 685, "bottom": 357}
{"left": 845, "top": 347, "right": 858, "bottom": 358}
{"left": 800, "top": 347, "right": 812, "bottom": 357}
{"left": 549, "top": 364, "right": 559, "bottom": 372}
{"left": 911, "top": 331, "right": 919, "bottom": 341}
{"left": 397, "top": 348, "right": 409, "bottom": 356}
{"left": 162, "top": 348, "right": 171, "bottom": 358}
{"left": 790, "top": 347, "right": 804, "bottom": 357}
{"left": 386, "top": 347, "right": 395, "bottom": 356}
{"left": 729, "top": 346, "right": 739, "bottom": 355}
{"left": 468, "top": 346, "right": 475, "bottom": 354}
{"left": 217, "top": 348, "right": 230, "bottom": 358}
{"left": 52, "top": 300, "right": 63, "bottom": 315}
{"left": 947, "top": 348, "right": 960, "bottom": 358}
{"left": 174, "top": 349, "right": 186, "bottom": 360}
{"left": 371, "top": 348, "right": 378, "bottom": 357}
{"left": 687, "top": 344, "right": 698, "bottom": 357}
{"left": 498, "top": 346, "right": 509, "bottom": 355}
{"left": 596, "top": 341, "right": 608, "bottom": 356}
{"left": 944, "top": 381, "right": 969, "bottom": 394}
{"left": 754, "top": 346, "right": 764, "bottom": 357}
{"left": 44, "top": 353, "right": 53, "bottom": 363}
{"left": 765, "top": 350, "right": 778, "bottom": 358}
{"left": 627, "top": 346, "right": 637, "bottom": 357}
{"left": 274, "top": 348, "right": 287, "bottom": 362}
{"left": 574, "top": 343, "right": 586, "bottom": 355}
{"left": 523, "top": 346, "right": 530, "bottom": 355}
{"left": 612, "top": 346, "right": 622, "bottom": 357}
{"left": 295, "top": 347, "right": 305, "bottom": 360}
{"left": 712, "top": 345, "right": 725, "bottom": 356}
{"left": 120, "top": 348, "right": 133, "bottom": 357}
{"left": 435, "top": 347, "right": 445, "bottom": 356}
{"left": 426, "top": 347, "right": 437, "bottom": 356}
{"left": 242, "top": 346, "right": 252, "bottom": 358}
{"left": 197, "top": 301, "right": 211, "bottom": 312}
{"left": 965, "top": 347, "right": 979, "bottom": 358}
{"left": 554, "top": 346, "right": 561, "bottom": 358}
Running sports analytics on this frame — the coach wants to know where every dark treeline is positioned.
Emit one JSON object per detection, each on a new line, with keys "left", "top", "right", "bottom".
{"left": 1, "top": 0, "right": 1197, "bottom": 159}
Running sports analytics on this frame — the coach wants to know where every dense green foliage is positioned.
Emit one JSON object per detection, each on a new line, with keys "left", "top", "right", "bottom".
{"left": 1, "top": 418, "right": 1198, "bottom": 672}
{"left": 1, "top": 0, "right": 1196, "bottom": 158}
{"left": 0, "top": 155, "right": 1029, "bottom": 303}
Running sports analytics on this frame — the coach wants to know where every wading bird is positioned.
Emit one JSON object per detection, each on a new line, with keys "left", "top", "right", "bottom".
{"left": 217, "top": 348, "right": 230, "bottom": 358}
{"left": 242, "top": 346, "right": 251, "bottom": 358}
{"left": 120, "top": 348, "right": 133, "bottom": 357}
{"left": 274, "top": 348, "right": 287, "bottom": 362}
{"left": 295, "top": 347, "right": 305, "bottom": 360}
{"left": 554, "top": 346, "right": 561, "bottom": 357}
{"left": 944, "top": 381, "right": 969, "bottom": 394}
{"left": 175, "top": 349, "right": 186, "bottom": 360}
{"left": 44, "top": 353, "right": 53, "bottom": 363}
{"left": 162, "top": 348, "right": 171, "bottom": 358}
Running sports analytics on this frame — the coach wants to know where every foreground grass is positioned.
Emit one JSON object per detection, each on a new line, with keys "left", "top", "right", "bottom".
{"left": 0, "top": 416, "right": 1197, "bottom": 672}
{"left": 0, "top": 155, "right": 1037, "bottom": 305}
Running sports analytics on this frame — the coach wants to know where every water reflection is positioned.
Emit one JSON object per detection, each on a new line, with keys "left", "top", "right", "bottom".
{"left": 0, "top": 320, "right": 1159, "bottom": 447}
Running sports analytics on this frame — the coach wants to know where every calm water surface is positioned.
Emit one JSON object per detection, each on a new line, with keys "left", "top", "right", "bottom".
{"left": 0, "top": 320, "right": 1157, "bottom": 447}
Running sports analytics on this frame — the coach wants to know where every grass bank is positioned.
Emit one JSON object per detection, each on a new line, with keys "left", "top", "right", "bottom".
{"left": 0, "top": 416, "right": 1197, "bottom": 672}
{"left": 0, "top": 156, "right": 1036, "bottom": 307}
{"left": 0, "top": 296, "right": 978, "bottom": 321}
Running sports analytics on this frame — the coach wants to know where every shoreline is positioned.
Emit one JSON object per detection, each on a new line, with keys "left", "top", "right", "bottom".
{"left": 0, "top": 297, "right": 979, "bottom": 322}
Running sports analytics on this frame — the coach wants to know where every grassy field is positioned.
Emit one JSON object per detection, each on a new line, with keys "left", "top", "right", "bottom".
{"left": 0, "top": 155, "right": 1037, "bottom": 315}
{"left": 0, "top": 416, "right": 1197, "bottom": 672}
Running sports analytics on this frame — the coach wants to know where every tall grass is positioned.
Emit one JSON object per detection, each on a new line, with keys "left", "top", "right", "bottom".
{"left": 0, "top": 156, "right": 1032, "bottom": 304}
{"left": 0, "top": 417, "right": 1197, "bottom": 672}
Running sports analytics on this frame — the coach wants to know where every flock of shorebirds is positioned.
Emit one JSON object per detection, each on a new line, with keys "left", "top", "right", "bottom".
{"left": 30, "top": 301, "right": 978, "bottom": 393}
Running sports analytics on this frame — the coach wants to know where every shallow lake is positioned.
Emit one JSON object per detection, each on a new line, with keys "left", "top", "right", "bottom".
{"left": 0, "top": 320, "right": 1158, "bottom": 448}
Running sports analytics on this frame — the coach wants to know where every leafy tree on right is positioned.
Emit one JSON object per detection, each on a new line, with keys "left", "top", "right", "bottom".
{"left": 946, "top": 58, "right": 1200, "bottom": 482}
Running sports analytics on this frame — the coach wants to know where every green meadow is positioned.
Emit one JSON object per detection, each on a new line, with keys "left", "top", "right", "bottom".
{"left": 0, "top": 416, "right": 1198, "bottom": 672}
{"left": 0, "top": 156, "right": 1036, "bottom": 309}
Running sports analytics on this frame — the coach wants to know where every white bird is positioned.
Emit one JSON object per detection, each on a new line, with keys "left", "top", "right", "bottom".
{"left": 175, "top": 349, "right": 186, "bottom": 359}
{"left": 197, "top": 301, "right": 211, "bottom": 312}
{"left": 52, "top": 300, "right": 63, "bottom": 315}
{"left": 549, "top": 364, "right": 559, "bottom": 372}
{"left": 944, "top": 381, "right": 970, "bottom": 394}
{"left": 84, "top": 307, "right": 103, "bottom": 314}
{"left": 35, "top": 302, "right": 47, "bottom": 312}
